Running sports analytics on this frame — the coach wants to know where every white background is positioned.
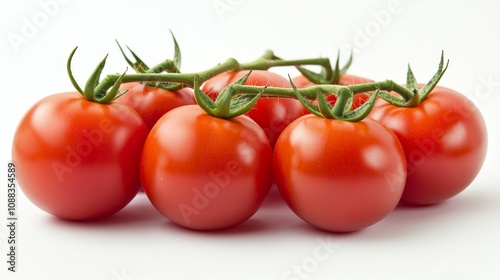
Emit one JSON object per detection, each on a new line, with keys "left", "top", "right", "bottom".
{"left": 1, "top": 0, "right": 500, "bottom": 279}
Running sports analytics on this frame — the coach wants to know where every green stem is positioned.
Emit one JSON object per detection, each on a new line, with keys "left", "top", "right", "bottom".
{"left": 229, "top": 84, "right": 340, "bottom": 100}
{"left": 94, "top": 54, "right": 334, "bottom": 95}
{"left": 346, "top": 80, "right": 414, "bottom": 100}
{"left": 94, "top": 58, "right": 240, "bottom": 94}
{"left": 196, "top": 58, "right": 240, "bottom": 83}
{"left": 229, "top": 80, "right": 416, "bottom": 102}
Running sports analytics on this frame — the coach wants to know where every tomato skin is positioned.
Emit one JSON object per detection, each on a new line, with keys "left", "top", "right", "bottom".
{"left": 201, "top": 70, "right": 308, "bottom": 148}
{"left": 273, "top": 115, "right": 406, "bottom": 232}
{"left": 291, "top": 74, "right": 373, "bottom": 109}
{"left": 140, "top": 105, "right": 273, "bottom": 230}
{"left": 117, "top": 83, "right": 195, "bottom": 130}
{"left": 369, "top": 86, "right": 488, "bottom": 205}
{"left": 12, "top": 92, "right": 148, "bottom": 220}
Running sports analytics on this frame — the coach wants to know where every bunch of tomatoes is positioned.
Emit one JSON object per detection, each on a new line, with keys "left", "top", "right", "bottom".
{"left": 11, "top": 40, "right": 487, "bottom": 233}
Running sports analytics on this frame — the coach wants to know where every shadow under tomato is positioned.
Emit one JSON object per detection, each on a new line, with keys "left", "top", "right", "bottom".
{"left": 360, "top": 188, "right": 498, "bottom": 239}
{"left": 260, "top": 184, "right": 288, "bottom": 209}
{"left": 284, "top": 219, "right": 368, "bottom": 238}
{"left": 162, "top": 217, "right": 271, "bottom": 237}
{"left": 276, "top": 187, "right": 497, "bottom": 240}
{"left": 46, "top": 193, "right": 165, "bottom": 229}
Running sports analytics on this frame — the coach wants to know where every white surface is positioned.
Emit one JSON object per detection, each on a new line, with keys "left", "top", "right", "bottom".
{"left": 1, "top": 0, "right": 499, "bottom": 279}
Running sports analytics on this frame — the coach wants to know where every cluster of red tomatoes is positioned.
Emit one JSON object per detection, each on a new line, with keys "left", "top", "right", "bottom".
{"left": 12, "top": 69, "right": 487, "bottom": 232}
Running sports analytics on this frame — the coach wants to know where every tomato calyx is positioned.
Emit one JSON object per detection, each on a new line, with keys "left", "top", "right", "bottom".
{"left": 291, "top": 77, "right": 379, "bottom": 121}
{"left": 194, "top": 72, "right": 263, "bottom": 119}
{"left": 295, "top": 51, "right": 353, "bottom": 85}
{"left": 115, "top": 30, "right": 184, "bottom": 91}
{"left": 67, "top": 47, "right": 127, "bottom": 104}
{"left": 378, "top": 51, "right": 449, "bottom": 107}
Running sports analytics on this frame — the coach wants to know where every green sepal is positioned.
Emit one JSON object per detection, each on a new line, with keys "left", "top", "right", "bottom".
{"left": 291, "top": 74, "right": 374, "bottom": 122}
{"left": 97, "top": 69, "right": 128, "bottom": 103}
{"left": 379, "top": 52, "right": 449, "bottom": 108}
{"left": 289, "top": 76, "right": 323, "bottom": 118}
{"left": 342, "top": 90, "right": 379, "bottom": 122}
{"left": 378, "top": 91, "right": 407, "bottom": 107}
{"left": 194, "top": 72, "right": 261, "bottom": 119}
{"left": 127, "top": 45, "right": 149, "bottom": 72}
{"left": 146, "top": 32, "right": 182, "bottom": 88}
{"left": 214, "top": 86, "right": 233, "bottom": 117}
{"left": 295, "top": 50, "right": 353, "bottom": 85}
{"left": 214, "top": 72, "right": 250, "bottom": 113}
{"left": 316, "top": 87, "right": 337, "bottom": 119}
{"left": 296, "top": 66, "right": 326, "bottom": 84}
{"left": 84, "top": 54, "right": 108, "bottom": 101}
{"left": 212, "top": 71, "right": 257, "bottom": 118}
{"left": 406, "top": 64, "right": 419, "bottom": 94}
{"left": 67, "top": 46, "right": 84, "bottom": 95}
{"left": 343, "top": 93, "right": 354, "bottom": 114}
{"left": 228, "top": 93, "right": 262, "bottom": 117}
{"left": 115, "top": 40, "right": 137, "bottom": 71}
{"left": 193, "top": 75, "right": 217, "bottom": 114}
{"left": 148, "top": 82, "right": 184, "bottom": 91}
{"left": 170, "top": 30, "right": 182, "bottom": 71}
{"left": 332, "top": 50, "right": 353, "bottom": 84}
{"left": 322, "top": 56, "right": 334, "bottom": 83}
{"left": 404, "top": 90, "right": 421, "bottom": 107}
{"left": 418, "top": 51, "right": 449, "bottom": 101}
{"left": 331, "top": 51, "right": 341, "bottom": 85}
{"left": 66, "top": 47, "right": 127, "bottom": 104}
{"left": 115, "top": 40, "right": 149, "bottom": 73}
{"left": 117, "top": 31, "right": 183, "bottom": 92}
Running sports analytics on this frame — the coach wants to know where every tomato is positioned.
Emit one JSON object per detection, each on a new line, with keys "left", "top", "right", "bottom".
{"left": 273, "top": 115, "right": 406, "bottom": 232}
{"left": 369, "top": 85, "right": 488, "bottom": 205}
{"left": 117, "top": 83, "right": 195, "bottom": 130}
{"left": 140, "top": 105, "right": 273, "bottom": 230}
{"left": 12, "top": 92, "right": 148, "bottom": 220}
{"left": 291, "top": 74, "right": 373, "bottom": 109}
{"left": 202, "top": 70, "right": 308, "bottom": 148}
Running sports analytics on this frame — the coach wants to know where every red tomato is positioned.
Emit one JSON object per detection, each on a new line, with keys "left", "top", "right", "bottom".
{"left": 140, "top": 105, "right": 273, "bottom": 230}
{"left": 201, "top": 70, "right": 308, "bottom": 149}
{"left": 117, "top": 83, "right": 195, "bottom": 130}
{"left": 369, "top": 85, "right": 488, "bottom": 205}
{"left": 12, "top": 92, "right": 148, "bottom": 220}
{"left": 273, "top": 115, "right": 406, "bottom": 232}
{"left": 291, "top": 74, "right": 373, "bottom": 109}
